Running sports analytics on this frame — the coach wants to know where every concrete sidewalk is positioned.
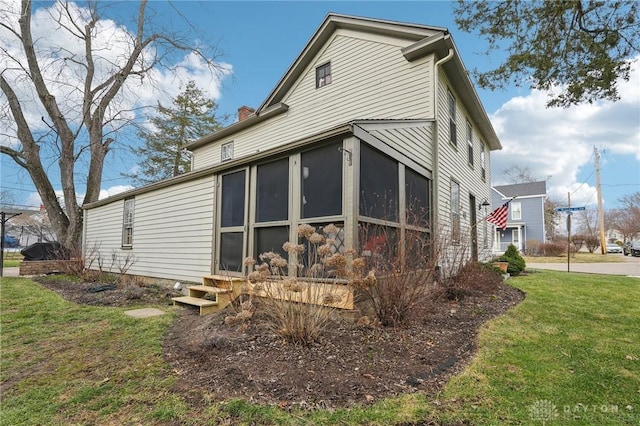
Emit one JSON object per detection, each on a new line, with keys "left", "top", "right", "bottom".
{"left": 527, "top": 258, "right": 640, "bottom": 277}
{"left": 1, "top": 267, "right": 20, "bottom": 278}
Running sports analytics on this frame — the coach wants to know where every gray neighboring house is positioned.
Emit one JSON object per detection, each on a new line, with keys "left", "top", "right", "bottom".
{"left": 491, "top": 181, "right": 547, "bottom": 254}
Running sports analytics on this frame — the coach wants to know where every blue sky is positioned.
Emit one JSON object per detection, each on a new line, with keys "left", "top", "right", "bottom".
{"left": 1, "top": 0, "right": 639, "bottom": 211}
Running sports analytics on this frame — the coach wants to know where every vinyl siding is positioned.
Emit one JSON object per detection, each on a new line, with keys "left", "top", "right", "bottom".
{"left": 364, "top": 124, "right": 434, "bottom": 171}
{"left": 193, "top": 30, "right": 434, "bottom": 169}
{"left": 435, "top": 73, "right": 492, "bottom": 261}
{"left": 84, "top": 176, "right": 215, "bottom": 282}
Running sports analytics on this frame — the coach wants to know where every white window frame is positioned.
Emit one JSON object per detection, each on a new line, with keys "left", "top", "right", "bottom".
{"left": 316, "top": 62, "right": 332, "bottom": 88}
{"left": 221, "top": 141, "right": 234, "bottom": 162}
{"left": 447, "top": 89, "right": 457, "bottom": 147}
{"left": 480, "top": 146, "right": 486, "bottom": 181}
{"left": 466, "top": 120, "right": 474, "bottom": 166}
{"left": 511, "top": 201, "right": 522, "bottom": 220}
{"left": 122, "top": 198, "right": 135, "bottom": 247}
{"left": 513, "top": 228, "right": 520, "bottom": 245}
{"left": 450, "top": 180, "right": 461, "bottom": 243}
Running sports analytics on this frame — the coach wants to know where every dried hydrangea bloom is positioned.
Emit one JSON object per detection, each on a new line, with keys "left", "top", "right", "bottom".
{"left": 256, "top": 263, "right": 270, "bottom": 273}
{"left": 323, "top": 223, "right": 339, "bottom": 235}
{"left": 282, "top": 242, "right": 305, "bottom": 254}
{"left": 270, "top": 256, "right": 288, "bottom": 268}
{"left": 324, "top": 253, "right": 347, "bottom": 270}
{"left": 309, "top": 263, "right": 324, "bottom": 275}
{"left": 296, "top": 223, "right": 315, "bottom": 238}
{"left": 344, "top": 248, "right": 357, "bottom": 257}
{"left": 247, "top": 271, "right": 263, "bottom": 283}
{"left": 259, "top": 251, "right": 278, "bottom": 262}
{"left": 309, "top": 232, "right": 324, "bottom": 244}
{"left": 351, "top": 257, "right": 366, "bottom": 270}
{"left": 317, "top": 244, "right": 333, "bottom": 256}
{"left": 244, "top": 257, "right": 256, "bottom": 266}
{"left": 283, "top": 278, "right": 304, "bottom": 292}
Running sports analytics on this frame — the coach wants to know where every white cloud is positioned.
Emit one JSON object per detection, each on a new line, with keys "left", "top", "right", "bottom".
{"left": 490, "top": 57, "right": 640, "bottom": 207}
{"left": 99, "top": 185, "right": 134, "bottom": 200}
{"left": 0, "top": 0, "right": 232, "bottom": 146}
{"left": 24, "top": 184, "right": 133, "bottom": 209}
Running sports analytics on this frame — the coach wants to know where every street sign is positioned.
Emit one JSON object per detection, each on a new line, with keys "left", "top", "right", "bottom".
{"left": 555, "top": 206, "right": 586, "bottom": 212}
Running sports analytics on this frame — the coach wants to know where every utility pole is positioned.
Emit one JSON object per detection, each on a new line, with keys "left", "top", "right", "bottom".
{"left": 594, "top": 147, "right": 606, "bottom": 254}
{"left": 567, "top": 192, "right": 571, "bottom": 273}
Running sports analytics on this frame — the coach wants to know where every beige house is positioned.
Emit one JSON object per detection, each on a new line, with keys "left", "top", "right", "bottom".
{"left": 83, "top": 14, "right": 501, "bottom": 283}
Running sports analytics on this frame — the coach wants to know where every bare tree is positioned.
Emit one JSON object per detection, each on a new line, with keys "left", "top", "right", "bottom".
{"left": 0, "top": 0, "right": 224, "bottom": 249}
{"left": 607, "top": 191, "right": 640, "bottom": 242}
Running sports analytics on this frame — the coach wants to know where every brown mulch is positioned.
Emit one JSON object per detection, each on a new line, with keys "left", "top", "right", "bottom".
{"left": 34, "top": 275, "right": 524, "bottom": 410}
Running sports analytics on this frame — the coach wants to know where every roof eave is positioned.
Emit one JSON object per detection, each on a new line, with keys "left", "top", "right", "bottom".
{"left": 185, "top": 102, "right": 289, "bottom": 150}
{"left": 403, "top": 34, "right": 502, "bottom": 151}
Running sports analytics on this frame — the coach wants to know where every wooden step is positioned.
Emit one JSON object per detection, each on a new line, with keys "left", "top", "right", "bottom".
{"left": 188, "top": 285, "right": 232, "bottom": 294}
{"left": 203, "top": 275, "right": 245, "bottom": 289}
{"left": 172, "top": 296, "right": 218, "bottom": 316}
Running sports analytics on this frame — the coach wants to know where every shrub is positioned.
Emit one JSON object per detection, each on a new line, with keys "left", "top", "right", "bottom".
{"left": 352, "top": 224, "right": 454, "bottom": 327}
{"left": 540, "top": 241, "right": 566, "bottom": 257}
{"left": 585, "top": 236, "right": 599, "bottom": 253}
{"left": 498, "top": 244, "right": 526, "bottom": 275}
{"left": 244, "top": 224, "right": 345, "bottom": 345}
{"left": 435, "top": 261, "right": 503, "bottom": 301}
{"left": 525, "top": 240, "right": 542, "bottom": 256}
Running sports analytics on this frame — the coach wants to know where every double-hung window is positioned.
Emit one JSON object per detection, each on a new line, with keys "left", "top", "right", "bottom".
{"left": 448, "top": 90, "right": 457, "bottom": 146}
{"left": 466, "top": 120, "right": 474, "bottom": 166}
{"left": 511, "top": 202, "right": 522, "bottom": 220}
{"left": 316, "top": 62, "right": 332, "bottom": 88}
{"left": 450, "top": 180, "right": 460, "bottom": 243}
{"left": 122, "top": 198, "right": 135, "bottom": 247}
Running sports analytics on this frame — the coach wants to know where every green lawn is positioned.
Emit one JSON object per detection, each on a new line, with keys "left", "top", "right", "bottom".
{"left": 2, "top": 251, "right": 22, "bottom": 267}
{"left": 1, "top": 272, "right": 638, "bottom": 425}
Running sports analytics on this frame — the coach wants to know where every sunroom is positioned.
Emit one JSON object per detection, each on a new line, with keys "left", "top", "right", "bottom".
{"left": 213, "top": 122, "right": 434, "bottom": 281}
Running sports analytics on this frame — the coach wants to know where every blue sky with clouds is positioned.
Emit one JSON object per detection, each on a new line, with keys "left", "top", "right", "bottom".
{"left": 1, "top": 0, "right": 639, "bottom": 210}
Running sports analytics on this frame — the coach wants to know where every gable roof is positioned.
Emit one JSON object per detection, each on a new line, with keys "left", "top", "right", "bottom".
{"left": 493, "top": 181, "right": 547, "bottom": 198}
{"left": 187, "top": 13, "right": 501, "bottom": 151}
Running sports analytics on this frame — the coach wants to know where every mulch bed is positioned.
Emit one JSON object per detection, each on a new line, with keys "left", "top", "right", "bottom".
{"left": 35, "top": 275, "right": 525, "bottom": 410}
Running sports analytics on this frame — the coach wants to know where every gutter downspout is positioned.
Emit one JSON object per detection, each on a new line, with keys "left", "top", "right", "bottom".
{"left": 432, "top": 47, "right": 454, "bottom": 232}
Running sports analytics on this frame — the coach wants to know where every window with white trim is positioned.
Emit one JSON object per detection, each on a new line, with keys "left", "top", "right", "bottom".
{"left": 448, "top": 90, "right": 457, "bottom": 147}
{"left": 221, "top": 141, "right": 234, "bottom": 162}
{"left": 466, "top": 120, "right": 474, "bottom": 166}
{"left": 451, "top": 180, "right": 461, "bottom": 242}
{"left": 480, "top": 146, "right": 486, "bottom": 180}
{"left": 511, "top": 202, "right": 522, "bottom": 220}
{"left": 122, "top": 198, "right": 135, "bottom": 247}
{"left": 316, "top": 62, "right": 332, "bottom": 88}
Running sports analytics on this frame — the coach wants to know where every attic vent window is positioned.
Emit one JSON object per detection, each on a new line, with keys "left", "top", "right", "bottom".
{"left": 316, "top": 62, "right": 332, "bottom": 88}
{"left": 221, "top": 141, "right": 234, "bottom": 162}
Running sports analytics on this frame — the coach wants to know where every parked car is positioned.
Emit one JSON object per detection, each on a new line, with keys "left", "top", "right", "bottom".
{"left": 623, "top": 241, "right": 640, "bottom": 256}
{"left": 606, "top": 243, "right": 622, "bottom": 254}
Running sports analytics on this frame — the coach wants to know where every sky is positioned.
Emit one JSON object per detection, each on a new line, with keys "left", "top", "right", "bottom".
{"left": 1, "top": 0, "right": 639, "bottom": 211}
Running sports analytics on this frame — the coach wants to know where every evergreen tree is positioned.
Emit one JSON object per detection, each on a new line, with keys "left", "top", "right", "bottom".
{"left": 127, "top": 81, "right": 226, "bottom": 186}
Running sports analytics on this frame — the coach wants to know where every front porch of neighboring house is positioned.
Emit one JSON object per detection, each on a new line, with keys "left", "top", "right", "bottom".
{"left": 493, "top": 223, "right": 526, "bottom": 254}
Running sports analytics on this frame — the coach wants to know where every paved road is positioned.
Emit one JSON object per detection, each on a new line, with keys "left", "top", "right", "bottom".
{"left": 528, "top": 255, "right": 640, "bottom": 277}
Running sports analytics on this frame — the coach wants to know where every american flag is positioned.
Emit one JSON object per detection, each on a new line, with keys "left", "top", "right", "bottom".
{"left": 487, "top": 202, "right": 510, "bottom": 230}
